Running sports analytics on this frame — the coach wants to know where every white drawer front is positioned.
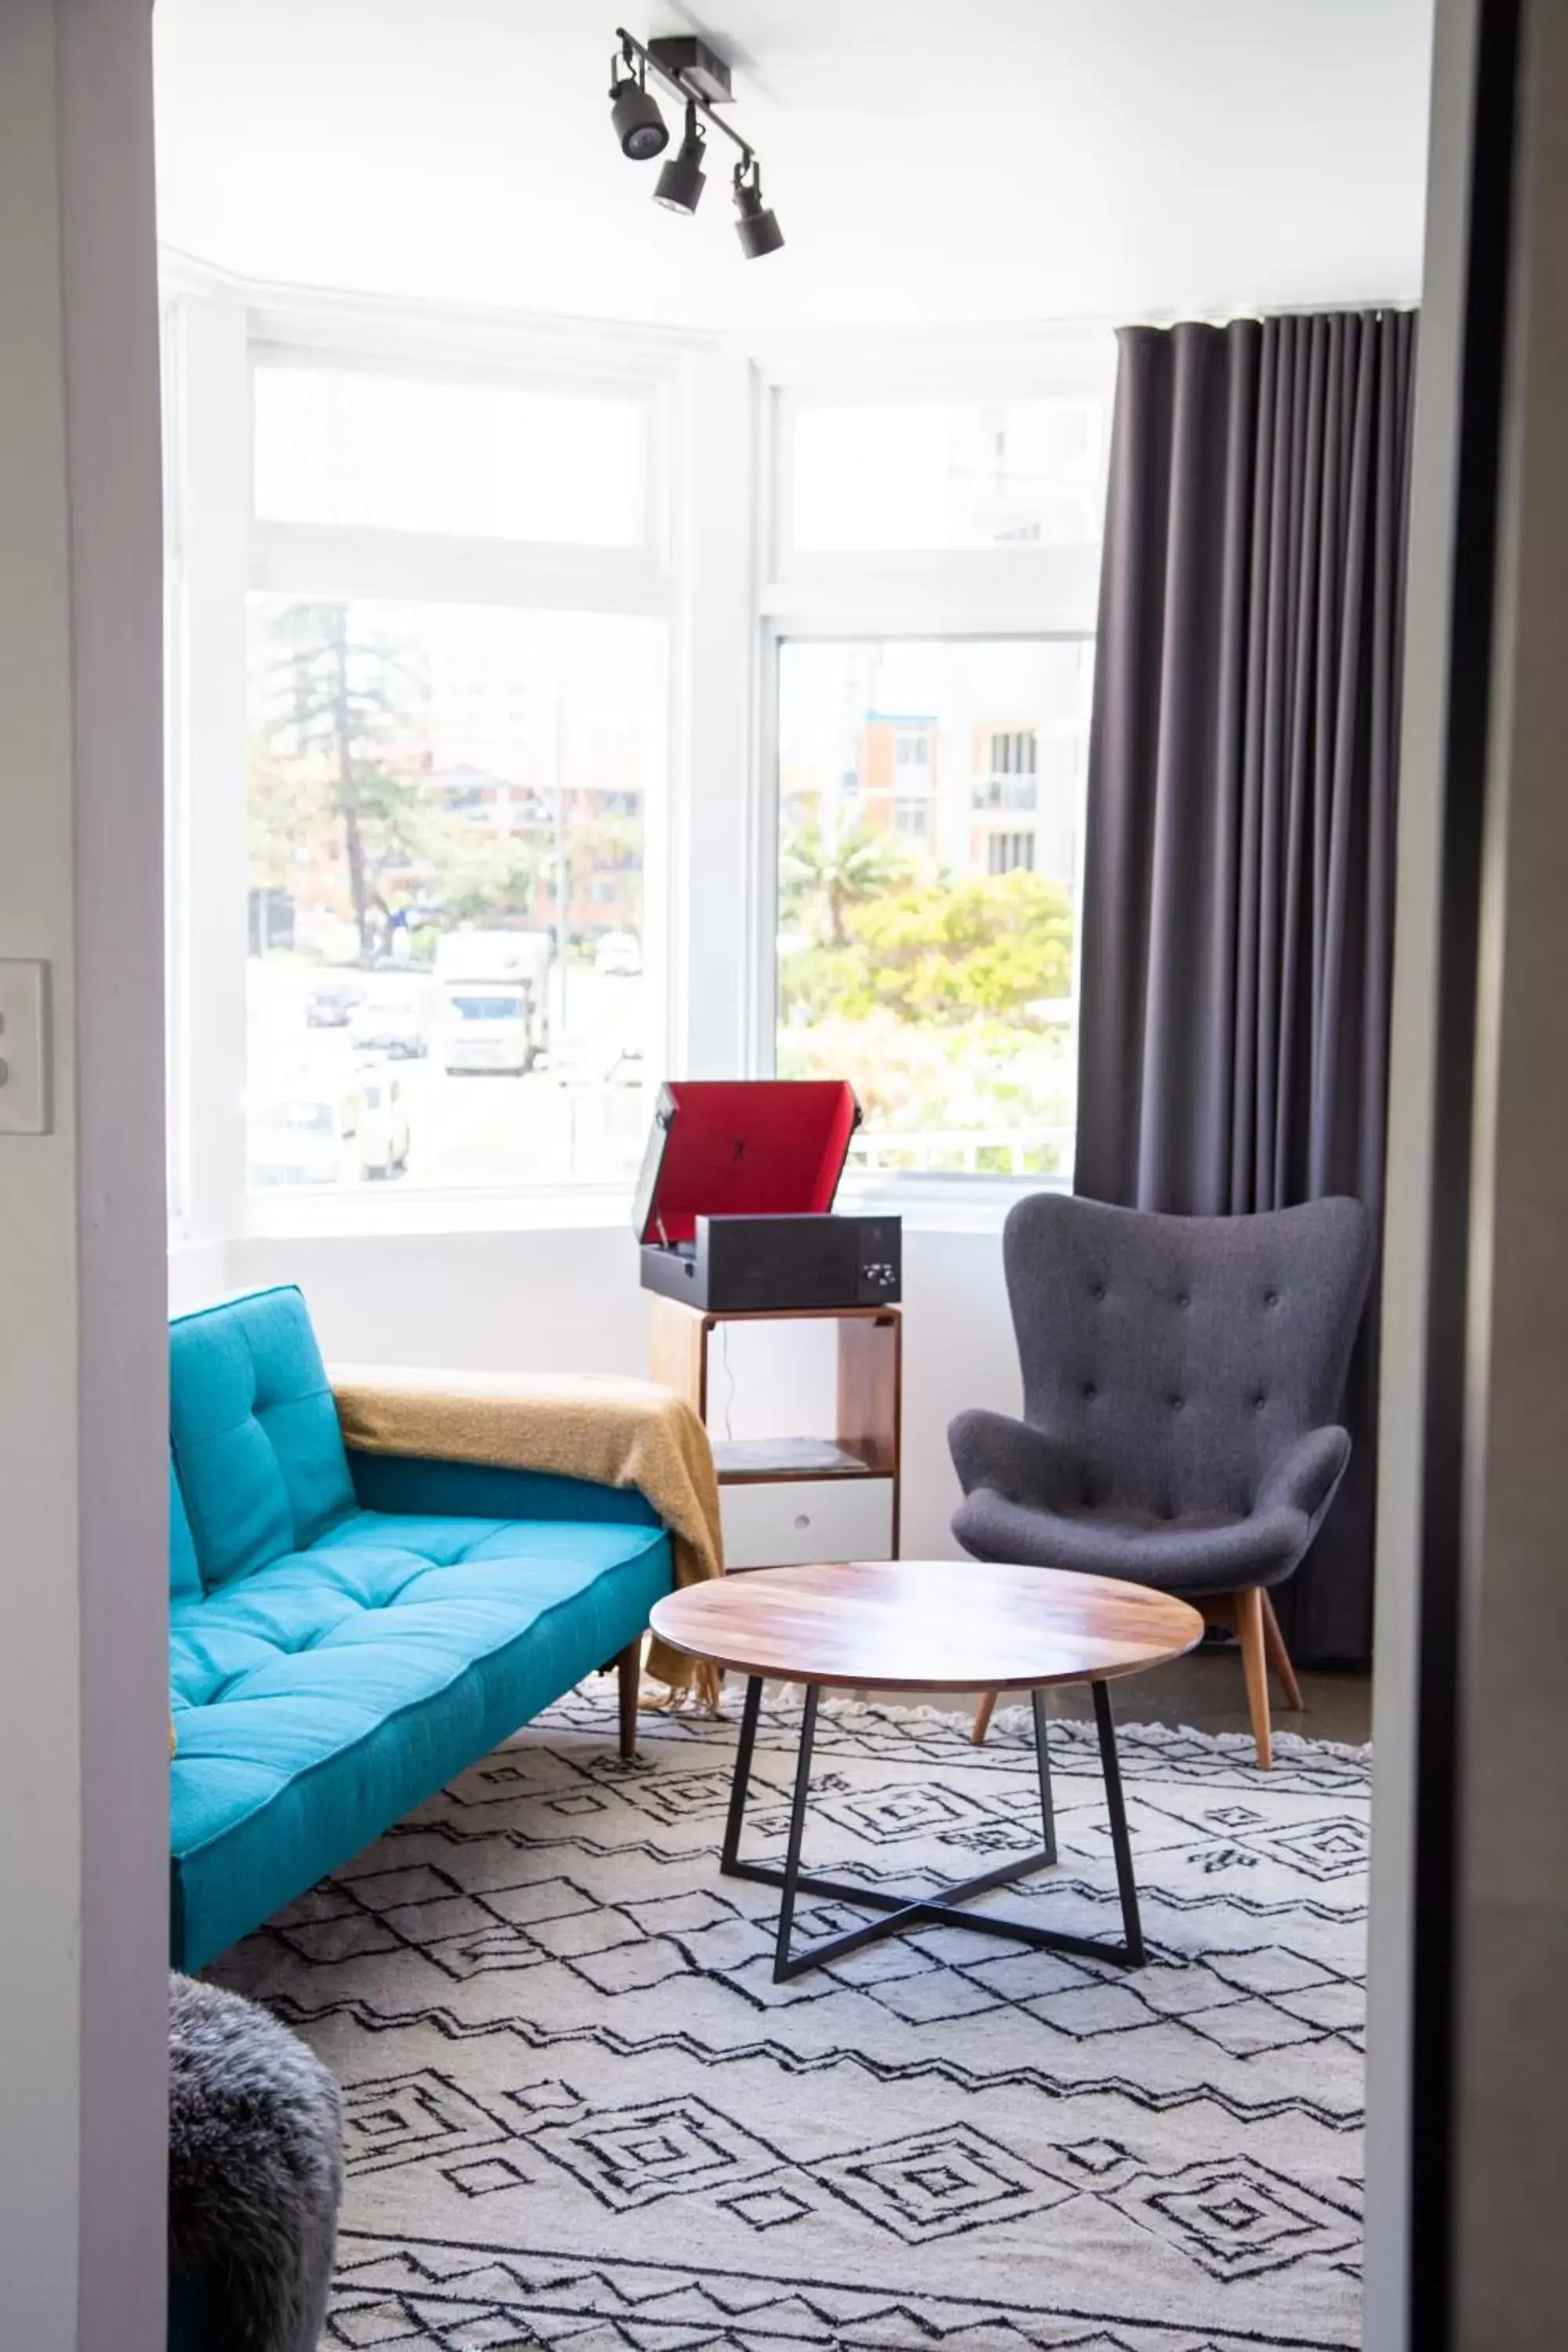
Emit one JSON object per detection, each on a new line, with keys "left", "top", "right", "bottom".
{"left": 720, "top": 1476, "right": 895, "bottom": 1570}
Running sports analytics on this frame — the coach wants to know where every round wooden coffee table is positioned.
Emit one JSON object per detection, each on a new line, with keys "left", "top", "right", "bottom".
{"left": 649, "top": 1559, "right": 1203, "bottom": 1980}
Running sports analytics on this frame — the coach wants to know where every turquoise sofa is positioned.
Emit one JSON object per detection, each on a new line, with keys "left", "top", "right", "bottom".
{"left": 168, "top": 1285, "right": 673, "bottom": 1973}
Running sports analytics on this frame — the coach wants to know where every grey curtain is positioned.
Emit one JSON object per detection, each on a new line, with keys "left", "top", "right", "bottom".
{"left": 1076, "top": 309, "right": 1417, "bottom": 1664}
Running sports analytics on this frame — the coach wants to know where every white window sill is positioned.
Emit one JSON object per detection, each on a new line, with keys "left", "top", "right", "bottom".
{"left": 837, "top": 1170, "right": 1069, "bottom": 1232}
{"left": 239, "top": 1182, "right": 637, "bottom": 1240}
{"left": 220, "top": 1169, "right": 1068, "bottom": 1246}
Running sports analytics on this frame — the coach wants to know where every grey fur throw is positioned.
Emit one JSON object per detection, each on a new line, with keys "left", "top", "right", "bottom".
{"left": 169, "top": 1973, "right": 344, "bottom": 2352}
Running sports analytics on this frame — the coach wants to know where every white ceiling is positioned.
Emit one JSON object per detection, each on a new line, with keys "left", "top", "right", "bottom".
{"left": 153, "top": 0, "right": 1434, "bottom": 331}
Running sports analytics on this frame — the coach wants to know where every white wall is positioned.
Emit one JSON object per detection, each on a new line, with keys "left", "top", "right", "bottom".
{"left": 196, "top": 1224, "right": 1021, "bottom": 1559}
{"left": 0, "top": 2, "right": 168, "bottom": 2347}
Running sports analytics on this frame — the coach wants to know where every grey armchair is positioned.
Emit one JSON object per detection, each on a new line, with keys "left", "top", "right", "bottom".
{"left": 950, "top": 1192, "right": 1372, "bottom": 1767}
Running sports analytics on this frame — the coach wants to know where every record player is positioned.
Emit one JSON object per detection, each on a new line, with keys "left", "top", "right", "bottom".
{"left": 633, "top": 1080, "right": 901, "bottom": 1313}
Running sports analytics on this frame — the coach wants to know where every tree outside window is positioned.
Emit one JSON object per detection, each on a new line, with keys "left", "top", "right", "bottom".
{"left": 776, "top": 638, "right": 1089, "bottom": 1178}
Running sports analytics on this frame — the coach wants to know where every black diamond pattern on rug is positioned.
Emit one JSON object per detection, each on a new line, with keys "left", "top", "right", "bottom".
{"left": 813, "top": 2121, "right": 1075, "bottom": 2242}
{"left": 529, "top": 2091, "right": 787, "bottom": 2212}
{"left": 344, "top": 2071, "right": 521, "bottom": 2179}
{"left": 1113, "top": 2154, "right": 1360, "bottom": 2281}
{"left": 214, "top": 1687, "right": 1370, "bottom": 2351}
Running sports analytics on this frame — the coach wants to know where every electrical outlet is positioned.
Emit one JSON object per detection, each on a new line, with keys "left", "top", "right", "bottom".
{"left": 0, "top": 960, "right": 50, "bottom": 1134}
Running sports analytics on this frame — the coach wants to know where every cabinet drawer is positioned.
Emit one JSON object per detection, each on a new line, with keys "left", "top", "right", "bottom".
{"left": 720, "top": 1476, "right": 895, "bottom": 1570}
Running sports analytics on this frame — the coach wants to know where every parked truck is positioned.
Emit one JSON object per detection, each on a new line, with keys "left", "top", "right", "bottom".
{"left": 433, "top": 928, "right": 552, "bottom": 1076}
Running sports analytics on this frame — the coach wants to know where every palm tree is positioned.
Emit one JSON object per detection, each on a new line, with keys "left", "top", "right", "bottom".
{"left": 781, "top": 816, "right": 909, "bottom": 946}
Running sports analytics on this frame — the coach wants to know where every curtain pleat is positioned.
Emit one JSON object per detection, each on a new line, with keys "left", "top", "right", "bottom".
{"left": 1076, "top": 307, "right": 1417, "bottom": 1664}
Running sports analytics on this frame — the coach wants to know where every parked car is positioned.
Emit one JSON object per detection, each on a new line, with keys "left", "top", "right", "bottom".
{"left": 594, "top": 930, "right": 642, "bottom": 978}
{"left": 350, "top": 991, "right": 430, "bottom": 1059}
{"left": 250, "top": 1067, "right": 410, "bottom": 1185}
{"left": 305, "top": 977, "right": 363, "bottom": 1029}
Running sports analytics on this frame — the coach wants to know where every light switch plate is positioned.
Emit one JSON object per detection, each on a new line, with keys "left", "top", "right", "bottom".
{"left": 0, "top": 960, "right": 51, "bottom": 1134}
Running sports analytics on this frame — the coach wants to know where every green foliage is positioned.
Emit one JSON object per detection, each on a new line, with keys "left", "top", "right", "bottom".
{"left": 249, "top": 601, "right": 642, "bottom": 953}
{"left": 780, "top": 817, "right": 912, "bottom": 945}
{"left": 250, "top": 601, "right": 431, "bottom": 958}
{"left": 246, "top": 752, "right": 327, "bottom": 893}
{"left": 777, "top": 828, "right": 1077, "bottom": 1161}
{"left": 410, "top": 811, "right": 546, "bottom": 927}
{"left": 777, "top": 1008, "right": 1074, "bottom": 1170}
{"left": 851, "top": 868, "right": 1073, "bottom": 1021}
{"left": 780, "top": 860, "right": 1074, "bottom": 1029}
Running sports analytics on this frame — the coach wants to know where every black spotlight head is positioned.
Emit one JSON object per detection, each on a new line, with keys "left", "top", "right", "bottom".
{"left": 609, "top": 67, "right": 669, "bottom": 162}
{"left": 732, "top": 163, "right": 784, "bottom": 259}
{"left": 654, "top": 104, "right": 706, "bottom": 215}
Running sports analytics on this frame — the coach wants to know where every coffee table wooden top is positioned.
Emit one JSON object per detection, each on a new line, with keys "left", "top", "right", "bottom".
{"left": 649, "top": 1560, "right": 1203, "bottom": 1694}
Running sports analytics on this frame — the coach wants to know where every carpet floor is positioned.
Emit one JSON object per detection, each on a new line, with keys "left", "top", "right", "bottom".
{"left": 214, "top": 1684, "right": 1370, "bottom": 2352}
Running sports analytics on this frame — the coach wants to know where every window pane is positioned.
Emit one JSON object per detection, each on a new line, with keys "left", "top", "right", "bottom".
{"left": 254, "top": 366, "right": 645, "bottom": 545}
{"left": 246, "top": 597, "right": 661, "bottom": 1194}
{"left": 789, "top": 398, "right": 1102, "bottom": 554}
{"left": 776, "top": 639, "right": 1091, "bottom": 1179}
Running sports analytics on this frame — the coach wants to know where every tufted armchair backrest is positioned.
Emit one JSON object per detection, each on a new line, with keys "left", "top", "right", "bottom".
{"left": 1003, "top": 1192, "right": 1372, "bottom": 1519}
{"left": 169, "top": 1286, "right": 357, "bottom": 1590}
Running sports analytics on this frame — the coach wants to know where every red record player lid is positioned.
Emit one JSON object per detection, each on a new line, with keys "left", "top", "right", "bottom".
{"left": 633, "top": 1080, "right": 861, "bottom": 1246}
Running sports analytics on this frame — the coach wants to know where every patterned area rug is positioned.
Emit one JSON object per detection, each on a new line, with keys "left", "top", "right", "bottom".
{"left": 214, "top": 1686, "right": 1369, "bottom": 2351}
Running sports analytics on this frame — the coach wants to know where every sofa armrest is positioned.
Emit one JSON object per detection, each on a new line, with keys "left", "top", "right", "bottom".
{"left": 328, "top": 1363, "right": 709, "bottom": 1512}
{"left": 331, "top": 1362, "right": 677, "bottom": 1457}
{"left": 345, "top": 1449, "right": 663, "bottom": 1526}
{"left": 948, "top": 1407, "right": 1083, "bottom": 1511}
{"left": 1254, "top": 1425, "right": 1351, "bottom": 1526}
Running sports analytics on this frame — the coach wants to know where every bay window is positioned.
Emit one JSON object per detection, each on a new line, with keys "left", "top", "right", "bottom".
{"left": 762, "top": 355, "right": 1112, "bottom": 1187}
{"left": 164, "top": 282, "right": 1109, "bottom": 1235}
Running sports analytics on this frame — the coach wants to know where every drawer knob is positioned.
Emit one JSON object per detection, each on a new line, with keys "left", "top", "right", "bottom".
{"left": 793, "top": 1512, "right": 811, "bottom": 1530}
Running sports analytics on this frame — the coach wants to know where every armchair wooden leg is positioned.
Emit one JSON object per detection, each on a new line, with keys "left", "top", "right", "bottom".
{"left": 617, "top": 1638, "right": 643, "bottom": 1762}
{"left": 1234, "top": 1588, "right": 1273, "bottom": 1770}
{"left": 1261, "top": 1591, "right": 1304, "bottom": 1711}
{"left": 971, "top": 1690, "right": 999, "bottom": 1745}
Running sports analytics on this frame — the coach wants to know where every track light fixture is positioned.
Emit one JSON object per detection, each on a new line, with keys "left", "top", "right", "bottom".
{"left": 611, "top": 27, "right": 783, "bottom": 259}
{"left": 608, "top": 45, "right": 669, "bottom": 162}
{"left": 731, "top": 158, "right": 784, "bottom": 260}
{"left": 654, "top": 102, "right": 707, "bottom": 216}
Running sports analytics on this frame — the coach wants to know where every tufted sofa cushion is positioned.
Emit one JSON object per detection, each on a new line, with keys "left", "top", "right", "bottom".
{"left": 169, "top": 1287, "right": 357, "bottom": 1588}
{"left": 169, "top": 1506, "right": 671, "bottom": 1969}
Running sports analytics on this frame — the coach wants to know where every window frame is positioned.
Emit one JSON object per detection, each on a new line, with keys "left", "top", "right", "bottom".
{"left": 768, "top": 344, "right": 1112, "bottom": 600}
{"left": 166, "top": 274, "right": 706, "bottom": 1240}
{"left": 163, "top": 274, "right": 1111, "bottom": 1242}
{"left": 248, "top": 340, "right": 673, "bottom": 610}
{"left": 751, "top": 332, "right": 1112, "bottom": 1209}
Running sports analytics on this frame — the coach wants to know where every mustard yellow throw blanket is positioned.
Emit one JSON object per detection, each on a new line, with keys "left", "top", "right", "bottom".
{"left": 329, "top": 1365, "right": 724, "bottom": 1706}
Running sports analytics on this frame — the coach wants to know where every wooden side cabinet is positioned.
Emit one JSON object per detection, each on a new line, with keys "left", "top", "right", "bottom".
{"left": 648, "top": 1296, "right": 902, "bottom": 1570}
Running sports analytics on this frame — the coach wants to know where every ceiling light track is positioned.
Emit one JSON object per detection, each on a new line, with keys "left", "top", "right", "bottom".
{"left": 608, "top": 26, "right": 783, "bottom": 257}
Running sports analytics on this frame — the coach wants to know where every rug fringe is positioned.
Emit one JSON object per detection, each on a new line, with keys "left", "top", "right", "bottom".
{"left": 954, "top": 1703, "right": 1372, "bottom": 1765}
{"left": 720, "top": 1687, "right": 1373, "bottom": 1766}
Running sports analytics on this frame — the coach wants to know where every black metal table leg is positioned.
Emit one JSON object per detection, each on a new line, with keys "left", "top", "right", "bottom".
{"left": 771, "top": 1686, "right": 819, "bottom": 1980}
{"left": 717, "top": 1677, "right": 1147, "bottom": 1978}
{"left": 1031, "top": 1686, "right": 1058, "bottom": 1864}
{"left": 720, "top": 1675, "right": 763, "bottom": 1874}
{"left": 1091, "top": 1678, "right": 1145, "bottom": 1966}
